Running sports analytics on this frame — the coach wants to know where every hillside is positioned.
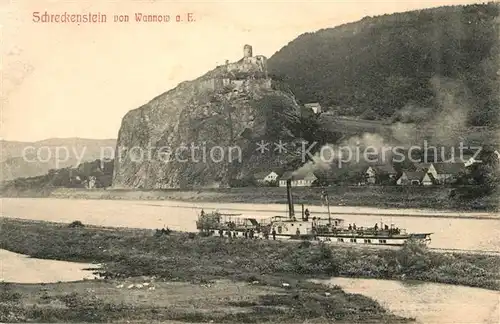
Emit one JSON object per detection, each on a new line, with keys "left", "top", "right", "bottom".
{"left": 0, "top": 158, "right": 115, "bottom": 196}
{"left": 0, "top": 138, "right": 116, "bottom": 181}
{"left": 268, "top": 3, "right": 500, "bottom": 129}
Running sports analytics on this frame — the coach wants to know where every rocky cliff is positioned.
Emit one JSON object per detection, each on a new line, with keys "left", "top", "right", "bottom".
{"left": 112, "top": 47, "right": 310, "bottom": 189}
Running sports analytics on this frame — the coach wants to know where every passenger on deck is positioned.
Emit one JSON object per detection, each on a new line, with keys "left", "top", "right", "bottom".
{"left": 348, "top": 224, "right": 352, "bottom": 230}
{"left": 249, "top": 229, "right": 254, "bottom": 239}
{"left": 244, "top": 230, "right": 248, "bottom": 238}
{"left": 374, "top": 223, "right": 378, "bottom": 231}
{"left": 200, "top": 209, "right": 205, "bottom": 217}
{"left": 353, "top": 224, "right": 357, "bottom": 230}
{"left": 304, "top": 208, "right": 310, "bottom": 221}
{"left": 272, "top": 229, "right": 276, "bottom": 240}
{"left": 296, "top": 228, "right": 300, "bottom": 237}
{"left": 218, "top": 229, "right": 223, "bottom": 237}
{"left": 384, "top": 224, "right": 389, "bottom": 230}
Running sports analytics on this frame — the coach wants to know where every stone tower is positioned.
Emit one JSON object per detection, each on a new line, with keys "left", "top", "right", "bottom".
{"left": 243, "top": 44, "right": 253, "bottom": 58}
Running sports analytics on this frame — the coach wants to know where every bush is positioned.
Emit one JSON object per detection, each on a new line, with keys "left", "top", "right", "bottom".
{"left": 68, "top": 220, "right": 84, "bottom": 228}
{"left": 0, "top": 283, "right": 22, "bottom": 302}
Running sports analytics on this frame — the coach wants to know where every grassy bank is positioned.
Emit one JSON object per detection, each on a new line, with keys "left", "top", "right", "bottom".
{"left": 2, "top": 185, "right": 498, "bottom": 212}
{"left": 1, "top": 278, "right": 409, "bottom": 324}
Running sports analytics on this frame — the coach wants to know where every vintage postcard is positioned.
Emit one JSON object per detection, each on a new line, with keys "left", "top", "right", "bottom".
{"left": 1, "top": 0, "right": 499, "bottom": 323}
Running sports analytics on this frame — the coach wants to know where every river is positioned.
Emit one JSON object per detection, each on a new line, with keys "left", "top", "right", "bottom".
{"left": 2, "top": 198, "right": 499, "bottom": 252}
{"left": 315, "top": 278, "right": 500, "bottom": 324}
{"left": 0, "top": 249, "right": 98, "bottom": 284}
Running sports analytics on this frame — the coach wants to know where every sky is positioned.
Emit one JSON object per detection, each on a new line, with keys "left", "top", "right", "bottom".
{"left": 0, "top": 0, "right": 489, "bottom": 142}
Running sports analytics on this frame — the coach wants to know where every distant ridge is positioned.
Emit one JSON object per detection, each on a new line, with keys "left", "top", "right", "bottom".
{"left": 1, "top": 138, "right": 117, "bottom": 181}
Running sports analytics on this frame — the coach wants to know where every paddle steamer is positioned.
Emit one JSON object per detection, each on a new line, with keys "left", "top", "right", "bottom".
{"left": 196, "top": 180, "right": 432, "bottom": 246}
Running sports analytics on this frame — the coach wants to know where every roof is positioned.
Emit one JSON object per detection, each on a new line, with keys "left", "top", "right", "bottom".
{"left": 253, "top": 167, "right": 284, "bottom": 180}
{"left": 416, "top": 162, "right": 465, "bottom": 174}
{"left": 292, "top": 172, "right": 318, "bottom": 181}
{"left": 432, "top": 162, "right": 465, "bottom": 174}
{"left": 422, "top": 172, "right": 437, "bottom": 183}
{"left": 415, "top": 163, "right": 431, "bottom": 171}
{"left": 367, "top": 164, "right": 397, "bottom": 174}
{"left": 304, "top": 102, "right": 321, "bottom": 109}
{"left": 253, "top": 171, "right": 273, "bottom": 180}
{"left": 403, "top": 171, "right": 425, "bottom": 181}
{"left": 253, "top": 170, "right": 280, "bottom": 180}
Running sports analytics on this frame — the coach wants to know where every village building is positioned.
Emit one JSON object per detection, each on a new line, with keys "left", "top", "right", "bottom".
{"left": 279, "top": 170, "right": 317, "bottom": 187}
{"left": 304, "top": 103, "right": 322, "bottom": 114}
{"left": 464, "top": 156, "right": 481, "bottom": 167}
{"left": 396, "top": 171, "right": 423, "bottom": 186}
{"left": 460, "top": 151, "right": 484, "bottom": 167}
{"left": 253, "top": 170, "right": 281, "bottom": 185}
{"left": 415, "top": 162, "right": 465, "bottom": 185}
{"left": 364, "top": 164, "right": 397, "bottom": 184}
{"left": 396, "top": 171, "right": 435, "bottom": 186}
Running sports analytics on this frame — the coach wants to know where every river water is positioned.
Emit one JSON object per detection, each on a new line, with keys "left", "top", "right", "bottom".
{"left": 2, "top": 198, "right": 499, "bottom": 252}
{"left": 315, "top": 278, "right": 500, "bottom": 324}
{"left": 0, "top": 249, "right": 98, "bottom": 283}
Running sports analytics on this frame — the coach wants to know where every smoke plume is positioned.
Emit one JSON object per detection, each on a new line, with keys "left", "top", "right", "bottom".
{"left": 293, "top": 133, "right": 391, "bottom": 177}
{"left": 390, "top": 76, "right": 471, "bottom": 147}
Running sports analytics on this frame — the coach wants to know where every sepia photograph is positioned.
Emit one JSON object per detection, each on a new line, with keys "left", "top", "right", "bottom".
{"left": 1, "top": 0, "right": 499, "bottom": 323}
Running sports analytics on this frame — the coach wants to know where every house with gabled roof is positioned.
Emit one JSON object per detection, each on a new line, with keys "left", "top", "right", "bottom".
{"left": 304, "top": 102, "right": 322, "bottom": 114}
{"left": 364, "top": 163, "right": 398, "bottom": 184}
{"left": 253, "top": 169, "right": 281, "bottom": 185}
{"left": 396, "top": 171, "right": 436, "bottom": 186}
{"left": 464, "top": 156, "right": 482, "bottom": 167}
{"left": 278, "top": 169, "right": 317, "bottom": 187}
{"left": 416, "top": 162, "right": 465, "bottom": 185}
{"left": 397, "top": 171, "right": 425, "bottom": 186}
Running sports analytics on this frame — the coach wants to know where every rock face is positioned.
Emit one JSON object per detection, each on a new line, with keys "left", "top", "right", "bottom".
{"left": 112, "top": 46, "right": 307, "bottom": 189}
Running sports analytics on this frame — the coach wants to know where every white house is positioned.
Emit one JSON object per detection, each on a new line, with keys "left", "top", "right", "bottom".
{"left": 462, "top": 151, "right": 483, "bottom": 167}
{"left": 304, "top": 103, "right": 322, "bottom": 114}
{"left": 430, "top": 163, "right": 464, "bottom": 184}
{"left": 464, "top": 157, "right": 481, "bottom": 167}
{"left": 254, "top": 171, "right": 280, "bottom": 185}
{"left": 416, "top": 162, "right": 464, "bottom": 185}
{"left": 279, "top": 170, "right": 317, "bottom": 187}
{"left": 421, "top": 173, "right": 435, "bottom": 186}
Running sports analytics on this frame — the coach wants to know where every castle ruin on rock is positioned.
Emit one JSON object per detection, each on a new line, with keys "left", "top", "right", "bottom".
{"left": 197, "top": 44, "right": 272, "bottom": 93}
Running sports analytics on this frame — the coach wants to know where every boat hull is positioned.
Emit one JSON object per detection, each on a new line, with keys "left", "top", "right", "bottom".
{"left": 199, "top": 229, "right": 431, "bottom": 247}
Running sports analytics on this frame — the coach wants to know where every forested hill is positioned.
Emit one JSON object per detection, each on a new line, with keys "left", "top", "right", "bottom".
{"left": 267, "top": 3, "right": 499, "bottom": 126}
